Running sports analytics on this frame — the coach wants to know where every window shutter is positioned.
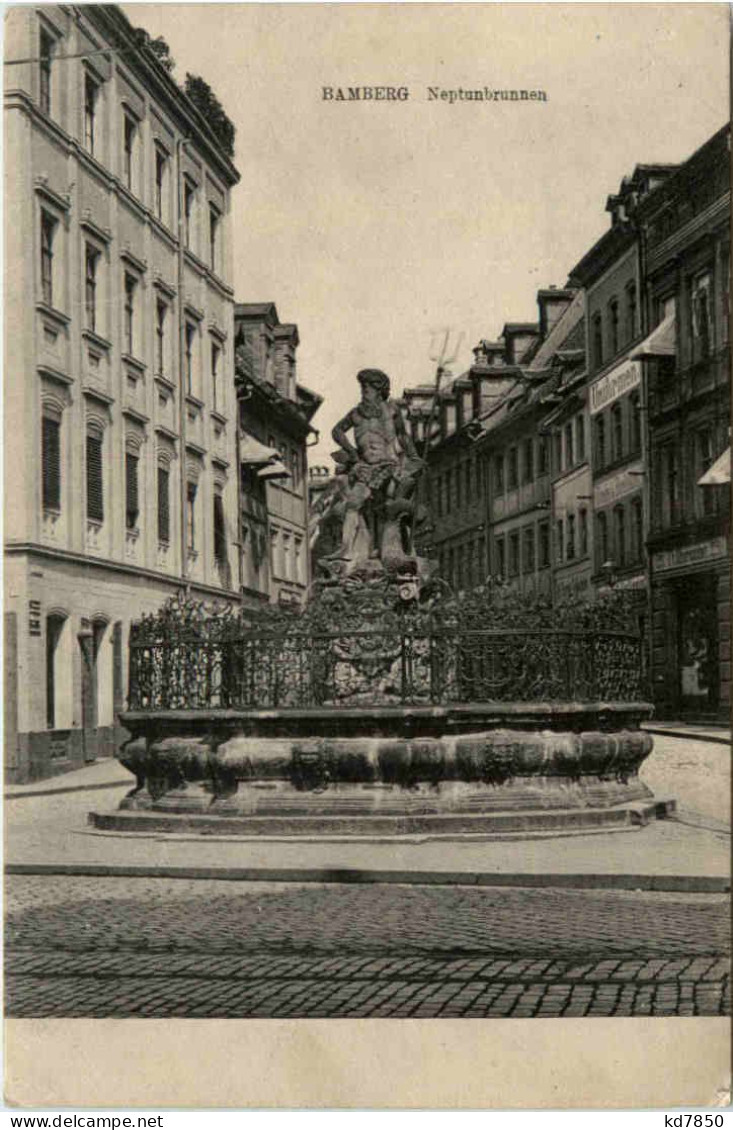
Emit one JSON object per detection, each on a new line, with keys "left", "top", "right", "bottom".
{"left": 86, "top": 434, "right": 104, "bottom": 522}
{"left": 213, "top": 492, "right": 226, "bottom": 563}
{"left": 42, "top": 416, "right": 61, "bottom": 511}
{"left": 125, "top": 452, "right": 139, "bottom": 529}
{"left": 157, "top": 466, "right": 170, "bottom": 544}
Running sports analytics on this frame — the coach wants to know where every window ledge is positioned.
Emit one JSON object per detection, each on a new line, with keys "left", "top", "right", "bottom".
{"left": 36, "top": 302, "right": 70, "bottom": 329}
{"left": 122, "top": 353, "right": 147, "bottom": 376}
{"left": 186, "top": 394, "right": 205, "bottom": 411}
{"left": 82, "top": 328, "right": 112, "bottom": 353}
{"left": 211, "top": 410, "right": 228, "bottom": 426}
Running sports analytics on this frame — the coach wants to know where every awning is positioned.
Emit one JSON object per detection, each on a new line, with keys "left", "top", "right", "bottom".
{"left": 258, "top": 458, "right": 289, "bottom": 480}
{"left": 240, "top": 434, "right": 280, "bottom": 467}
{"left": 698, "top": 447, "right": 730, "bottom": 486}
{"left": 631, "top": 313, "right": 676, "bottom": 359}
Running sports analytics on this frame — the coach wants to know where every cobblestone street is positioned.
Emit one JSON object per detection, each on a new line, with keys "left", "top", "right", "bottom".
{"left": 5, "top": 877, "right": 730, "bottom": 1018}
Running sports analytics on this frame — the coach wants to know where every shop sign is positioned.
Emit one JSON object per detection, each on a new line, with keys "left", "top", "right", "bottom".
{"left": 652, "top": 536, "right": 728, "bottom": 575}
{"left": 589, "top": 360, "right": 640, "bottom": 415}
{"left": 28, "top": 599, "right": 41, "bottom": 637}
{"left": 598, "top": 573, "right": 646, "bottom": 594}
{"left": 594, "top": 461, "right": 643, "bottom": 509}
{"left": 555, "top": 572, "right": 592, "bottom": 599}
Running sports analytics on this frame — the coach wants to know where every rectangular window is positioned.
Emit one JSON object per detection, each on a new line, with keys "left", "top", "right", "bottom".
{"left": 537, "top": 436, "right": 548, "bottom": 476}
{"left": 209, "top": 203, "right": 220, "bottom": 272}
{"left": 564, "top": 422, "right": 574, "bottom": 469}
{"left": 595, "top": 415, "right": 606, "bottom": 469}
{"left": 84, "top": 72, "right": 99, "bottom": 155}
{"left": 507, "top": 448, "right": 518, "bottom": 490}
{"left": 579, "top": 509, "right": 588, "bottom": 558}
{"left": 631, "top": 498, "right": 643, "bottom": 561}
{"left": 523, "top": 439, "right": 534, "bottom": 484}
{"left": 567, "top": 514, "right": 576, "bottom": 560}
{"left": 597, "top": 512, "right": 609, "bottom": 568}
{"left": 609, "top": 299, "right": 619, "bottom": 357}
{"left": 42, "top": 416, "right": 61, "bottom": 511}
{"left": 612, "top": 403, "right": 623, "bottom": 462}
{"left": 539, "top": 521, "right": 550, "bottom": 569}
{"left": 186, "top": 481, "right": 197, "bottom": 552}
{"left": 691, "top": 272, "right": 713, "bottom": 362}
{"left": 626, "top": 283, "right": 637, "bottom": 341}
{"left": 629, "top": 392, "right": 642, "bottom": 453}
{"left": 123, "top": 112, "right": 136, "bottom": 191}
{"left": 40, "top": 211, "right": 56, "bottom": 306}
{"left": 721, "top": 247, "right": 730, "bottom": 345}
{"left": 576, "top": 415, "right": 586, "bottom": 462}
{"left": 615, "top": 507, "right": 626, "bottom": 566}
{"left": 696, "top": 429, "right": 715, "bottom": 516}
{"left": 155, "top": 299, "right": 167, "bottom": 375}
{"left": 294, "top": 536, "right": 304, "bottom": 584}
{"left": 494, "top": 455, "right": 505, "bottom": 495}
{"left": 210, "top": 342, "right": 221, "bottom": 411}
{"left": 555, "top": 519, "right": 564, "bottom": 563}
{"left": 661, "top": 443, "right": 679, "bottom": 527}
{"left": 184, "top": 181, "right": 195, "bottom": 250}
{"left": 39, "top": 27, "right": 54, "bottom": 115}
{"left": 553, "top": 432, "right": 562, "bottom": 475}
{"left": 85, "top": 245, "right": 99, "bottom": 332}
{"left": 155, "top": 146, "right": 168, "bottom": 221}
{"left": 185, "top": 323, "right": 196, "bottom": 395}
{"left": 157, "top": 466, "right": 170, "bottom": 544}
{"left": 123, "top": 273, "right": 136, "bottom": 356}
{"left": 464, "top": 459, "right": 472, "bottom": 502}
{"left": 86, "top": 433, "right": 104, "bottom": 523}
{"left": 592, "top": 313, "right": 603, "bottom": 370}
{"left": 496, "top": 536, "right": 506, "bottom": 579}
{"left": 213, "top": 491, "right": 226, "bottom": 564}
{"left": 455, "top": 465, "right": 462, "bottom": 510}
{"left": 523, "top": 526, "right": 535, "bottom": 573}
{"left": 509, "top": 532, "right": 520, "bottom": 577}
{"left": 477, "top": 538, "right": 485, "bottom": 582}
{"left": 125, "top": 451, "right": 139, "bottom": 530}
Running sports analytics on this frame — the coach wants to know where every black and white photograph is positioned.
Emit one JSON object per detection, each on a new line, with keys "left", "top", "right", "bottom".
{"left": 3, "top": 0, "right": 731, "bottom": 1110}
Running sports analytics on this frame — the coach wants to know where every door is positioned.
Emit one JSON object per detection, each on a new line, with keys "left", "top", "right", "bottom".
{"left": 78, "top": 623, "right": 97, "bottom": 762}
{"left": 677, "top": 576, "right": 719, "bottom": 716}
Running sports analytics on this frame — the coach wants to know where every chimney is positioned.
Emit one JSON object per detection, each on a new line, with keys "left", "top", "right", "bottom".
{"left": 537, "top": 287, "right": 575, "bottom": 340}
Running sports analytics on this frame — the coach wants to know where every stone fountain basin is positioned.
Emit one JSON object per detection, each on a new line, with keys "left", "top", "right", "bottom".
{"left": 105, "top": 702, "right": 656, "bottom": 828}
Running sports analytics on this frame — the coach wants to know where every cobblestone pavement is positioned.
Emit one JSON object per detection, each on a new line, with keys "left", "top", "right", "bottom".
{"left": 5, "top": 877, "right": 730, "bottom": 1018}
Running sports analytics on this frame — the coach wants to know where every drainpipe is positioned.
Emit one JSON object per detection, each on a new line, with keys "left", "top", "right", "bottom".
{"left": 176, "top": 137, "right": 192, "bottom": 586}
{"left": 633, "top": 207, "right": 654, "bottom": 697}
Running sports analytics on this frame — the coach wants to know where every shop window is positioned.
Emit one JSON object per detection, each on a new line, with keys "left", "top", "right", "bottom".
{"left": 45, "top": 613, "right": 67, "bottom": 730}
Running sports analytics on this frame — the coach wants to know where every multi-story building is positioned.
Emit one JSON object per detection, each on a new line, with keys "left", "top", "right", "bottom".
{"left": 633, "top": 125, "right": 730, "bottom": 719}
{"left": 234, "top": 303, "right": 321, "bottom": 607}
{"left": 4, "top": 5, "right": 241, "bottom": 780}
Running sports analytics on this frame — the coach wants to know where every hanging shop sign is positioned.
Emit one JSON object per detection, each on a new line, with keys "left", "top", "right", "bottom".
{"left": 589, "top": 359, "right": 640, "bottom": 415}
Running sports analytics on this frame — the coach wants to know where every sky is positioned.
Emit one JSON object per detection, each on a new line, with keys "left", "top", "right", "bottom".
{"left": 123, "top": 2, "right": 729, "bottom": 463}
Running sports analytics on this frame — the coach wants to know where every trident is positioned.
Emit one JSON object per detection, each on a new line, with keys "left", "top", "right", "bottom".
{"left": 420, "top": 328, "right": 464, "bottom": 462}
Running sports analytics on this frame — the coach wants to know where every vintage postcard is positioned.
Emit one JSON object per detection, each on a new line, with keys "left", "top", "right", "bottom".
{"left": 3, "top": 0, "right": 731, "bottom": 1111}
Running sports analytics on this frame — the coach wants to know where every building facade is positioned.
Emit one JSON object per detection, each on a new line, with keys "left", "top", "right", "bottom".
{"left": 635, "top": 125, "right": 730, "bottom": 719}
{"left": 4, "top": 5, "right": 241, "bottom": 780}
{"left": 234, "top": 303, "right": 321, "bottom": 608}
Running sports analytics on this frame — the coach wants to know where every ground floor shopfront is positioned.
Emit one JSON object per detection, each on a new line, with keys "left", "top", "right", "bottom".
{"left": 4, "top": 548, "right": 250, "bottom": 783}
{"left": 649, "top": 536, "right": 730, "bottom": 721}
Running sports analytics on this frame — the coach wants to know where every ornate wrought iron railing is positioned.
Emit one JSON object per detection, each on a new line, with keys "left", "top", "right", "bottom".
{"left": 127, "top": 627, "right": 645, "bottom": 711}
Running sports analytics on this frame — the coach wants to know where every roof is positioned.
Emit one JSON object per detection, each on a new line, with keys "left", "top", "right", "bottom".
{"left": 502, "top": 322, "right": 540, "bottom": 335}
